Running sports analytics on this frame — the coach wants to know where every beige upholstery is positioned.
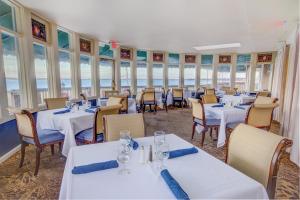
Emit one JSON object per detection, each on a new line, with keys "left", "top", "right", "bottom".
{"left": 44, "top": 97, "right": 68, "bottom": 110}
{"left": 142, "top": 91, "right": 155, "bottom": 102}
{"left": 202, "top": 94, "right": 218, "bottom": 104}
{"left": 257, "top": 91, "right": 270, "bottom": 97}
{"left": 246, "top": 103, "right": 279, "bottom": 128}
{"left": 144, "top": 87, "right": 155, "bottom": 92}
{"left": 118, "top": 95, "right": 128, "bottom": 112}
{"left": 15, "top": 112, "right": 35, "bottom": 138}
{"left": 221, "top": 86, "right": 230, "bottom": 91}
{"left": 254, "top": 96, "right": 277, "bottom": 104}
{"left": 191, "top": 101, "right": 204, "bottom": 120}
{"left": 227, "top": 124, "right": 286, "bottom": 187}
{"left": 104, "top": 113, "right": 145, "bottom": 141}
{"left": 204, "top": 88, "right": 215, "bottom": 95}
{"left": 188, "top": 98, "right": 200, "bottom": 107}
{"left": 95, "top": 104, "right": 122, "bottom": 135}
{"left": 107, "top": 96, "right": 123, "bottom": 106}
{"left": 104, "top": 90, "right": 119, "bottom": 98}
{"left": 225, "top": 89, "right": 236, "bottom": 95}
{"left": 172, "top": 88, "right": 183, "bottom": 98}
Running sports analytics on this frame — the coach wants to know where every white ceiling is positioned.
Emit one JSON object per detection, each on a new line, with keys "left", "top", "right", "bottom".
{"left": 18, "top": 0, "right": 299, "bottom": 53}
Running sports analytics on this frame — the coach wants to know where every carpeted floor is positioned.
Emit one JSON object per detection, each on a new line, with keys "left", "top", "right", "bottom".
{"left": 0, "top": 109, "right": 299, "bottom": 199}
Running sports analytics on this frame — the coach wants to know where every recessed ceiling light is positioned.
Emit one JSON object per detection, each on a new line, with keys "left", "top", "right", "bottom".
{"left": 193, "top": 43, "right": 241, "bottom": 51}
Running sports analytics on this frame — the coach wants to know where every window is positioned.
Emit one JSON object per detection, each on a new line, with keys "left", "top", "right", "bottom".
{"left": 168, "top": 53, "right": 179, "bottom": 87}
{"left": 80, "top": 55, "right": 92, "bottom": 96}
{"left": 99, "top": 59, "right": 114, "bottom": 97}
{"left": 200, "top": 55, "right": 213, "bottom": 86}
{"left": 33, "top": 43, "right": 49, "bottom": 105}
{"left": 153, "top": 63, "right": 163, "bottom": 88}
{"left": 57, "top": 29, "right": 72, "bottom": 97}
{"left": 0, "top": 0, "right": 16, "bottom": 31}
{"left": 2, "top": 33, "right": 21, "bottom": 107}
{"left": 255, "top": 64, "right": 273, "bottom": 91}
{"left": 120, "top": 61, "right": 131, "bottom": 90}
{"left": 236, "top": 54, "right": 250, "bottom": 91}
{"left": 99, "top": 44, "right": 114, "bottom": 58}
{"left": 184, "top": 64, "right": 195, "bottom": 90}
{"left": 136, "top": 50, "right": 147, "bottom": 91}
{"left": 217, "top": 65, "right": 231, "bottom": 87}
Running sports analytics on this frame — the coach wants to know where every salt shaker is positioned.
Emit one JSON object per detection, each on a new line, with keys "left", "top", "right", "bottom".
{"left": 139, "top": 146, "right": 145, "bottom": 164}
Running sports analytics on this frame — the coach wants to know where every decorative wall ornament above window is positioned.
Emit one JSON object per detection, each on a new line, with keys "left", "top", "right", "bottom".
{"left": 185, "top": 55, "right": 196, "bottom": 63}
{"left": 120, "top": 47, "right": 132, "bottom": 60}
{"left": 31, "top": 18, "right": 47, "bottom": 42}
{"left": 153, "top": 52, "right": 164, "bottom": 62}
{"left": 219, "top": 55, "right": 231, "bottom": 63}
{"left": 80, "top": 38, "right": 92, "bottom": 53}
{"left": 257, "top": 53, "right": 272, "bottom": 63}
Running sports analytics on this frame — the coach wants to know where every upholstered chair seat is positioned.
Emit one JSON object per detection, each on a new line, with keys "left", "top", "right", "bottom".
{"left": 173, "top": 97, "right": 183, "bottom": 101}
{"left": 75, "top": 128, "right": 104, "bottom": 142}
{"left": 23, "top": 129, "right": 64, "bottom": 145}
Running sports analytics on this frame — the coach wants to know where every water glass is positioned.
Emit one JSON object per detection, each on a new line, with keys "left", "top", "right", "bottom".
{"left": 154, "top": 131, "right": 165, "bottom": 147}
{"left": 117, "top": 145, "right": 131, "bottom": 175}
{"left": 120, "top": 130, "right": 131, "bottom": 147}
{"left": 157, "top": 143, "right": 169, "bottom": 169}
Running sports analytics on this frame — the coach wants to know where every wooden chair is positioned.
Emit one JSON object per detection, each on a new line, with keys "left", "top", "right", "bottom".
{"left": 256, "top": 91, "right": 271, "bottom": 97}
{"left": 118, "top": 95, "right": 129, "bottom": 113}
{"left": 103, "top": 113, "right": 145, "bottom": 142}
{"left": 254, "top": 96, "right": 278, "bottom": 104}
{"left": 225, "top": 124, "right": 292, "bottom": 199}
{"left": 141, "top": 90, "right": 157, "bottom": 112}
{"left": 172, "top": 88, "right": 184, "bottom": 107}
{"left": 107, "top": 96, "right": 123, "bottom": 106}
{"left": 225, "top": 89, "right": 236, "bottom": 95}
{"left": 204, "top": 88, "right": 215, "bottom": 95}
{"left": 104, "top": 90, "right": 119, "bottom": 98}
{"left": 12, "top": 109, "right": 64, "bottom": 176}
{"left": 191, "top": 100, "right": 221, "bottom": 146}
{"left": 226, "top": 103, "right": 279, "bottom": 132}
{"left": 75, "top": 104, "right": 122, "bottom": 144}
{"left": 44, "top": 97, "right": 68, "bottom": 110}
{"left": 161, "top": 87, "right": 170, "bottom": 112}
{"left": 202, "top": 94, "right": 218, "bottom": 104}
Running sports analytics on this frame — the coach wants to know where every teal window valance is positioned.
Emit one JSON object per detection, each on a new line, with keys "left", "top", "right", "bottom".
{"left": 137, "top": 50, "right": 147, "bottom": 62}
{"left": 201, "top": 55, "right": 213, "bottom": 65}
{"left": 168, "top": 53, "right": 179, "bottom": 64}
{"left": 99, "top": 44, "right": 114, "bottom": 58}
{"left": 57, "top": 30, "right": 70, "bottom": 49}
{"left": 237, "top": 54, "right": 251, "bottom": 64}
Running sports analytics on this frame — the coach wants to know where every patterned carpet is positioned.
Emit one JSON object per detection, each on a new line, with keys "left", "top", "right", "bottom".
{"left": 0, "top": 108, "right": 299, "bottom": 199}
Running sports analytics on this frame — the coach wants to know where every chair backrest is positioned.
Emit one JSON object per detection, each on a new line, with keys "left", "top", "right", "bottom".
{"left": 144, "top": 87, "right": 155, "bottom": 92}
{"left": 225, "top": 89, "right": 236, "bottom": 95}
{"left": 142, "top": 91, "right": 155, "bottom": 103}
{"left": 257, "top": 91, "right": 271, "bottom": 97}
{"left": 104, "top": 90, "right": 119, "bottom": 98}
{"left": 221, "top": 86, "right": 230, "bottom": 91}
{"left": 93, "top": 104, "right": 122, "bottom": 139}
{"left": 107, "top": 96, "right": 123, "bottom": 106}
{"left": 226, "top": 124, "right": 292, "bottom": 198}
{"left": 116, "top": 95, "right": 129, "bottom": 112}
{"left": 172, "top": 88, "right": 183, "bottom": 98}
{"left": 80, "top": 93, "right": 87, "bottom": 100}
{"left": 202, "top": 94, "right": 218, "bottom": 104}
{"left": 246, "top": 103, "right": 279, "bottom": 129}
{"left": 191, "top": 100, "right": 205, "bottom": 121}
{"left": 204, "top": 88, "right": 215, "bottom": 95}
{"left": 44, "top": 97, "right": 68, "bottom": 110}
{"left": 254, "top": 96, "right": 278, "bottom": 104}
{"left": 103, "top": 113, "right": 145, "bottom": 142}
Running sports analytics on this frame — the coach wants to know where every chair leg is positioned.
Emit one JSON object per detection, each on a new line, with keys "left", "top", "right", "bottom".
{"left": 19, "top": 142, "right": 26, "bottom": 168}
{"left": 149, "top": 105, "right": 152, "bottom": 111}
{"left": 201, "top": 131, "right": 206, "bottom": 147}
{"left": 165, "top": 103, "right": 168, "bottom": 112}
{"left": 51, "top": 144, "right": 54, "bottom": 155}
{"left": 143, "top": 105, "right": 145, "bottom": 113}
{"left": 34, "top": 147, "right": 42, "bottom": 176}
{"left": 154, "top": 104, "right": 157, "bottom": 112}
{"left": 191, "top": 123, "right": 196, "bottom": 140}
{"left": 216, "top": 128, "right": 219, "bottom": 139}
{"left": 59, "top": 142, "right": 62, "bottom": 152}
{"left": 209, "top": 128, "right": 213, "bottom": 139}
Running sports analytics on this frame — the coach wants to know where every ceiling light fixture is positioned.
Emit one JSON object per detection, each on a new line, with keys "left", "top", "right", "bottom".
{"left": 193, "top": 43, "right": 241, "bottom": 51}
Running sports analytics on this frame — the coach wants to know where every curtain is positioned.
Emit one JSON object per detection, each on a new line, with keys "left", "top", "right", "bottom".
{"left": 280, "top": 25, "right": 299, "bottom": 166}
{"left": 271, "top": 44, "right": 286, "bottom": 121}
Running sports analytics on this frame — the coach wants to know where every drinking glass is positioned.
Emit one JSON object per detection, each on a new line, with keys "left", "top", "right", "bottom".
{"left": 157, "top": 143, "right": 169, "bottom": 169}
{"left": 120, "top": 130, "right": 131, "bottom": 147}
{"left": 117, "top": 145, "right": 131, "bottom": 175}
{"left": 154, "top": 131, "right": 165, "bottom": 147}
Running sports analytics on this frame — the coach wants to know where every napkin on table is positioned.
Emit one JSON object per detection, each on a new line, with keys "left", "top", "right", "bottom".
{"left": 72, "top": 160, "right": 119, "bottom": 174}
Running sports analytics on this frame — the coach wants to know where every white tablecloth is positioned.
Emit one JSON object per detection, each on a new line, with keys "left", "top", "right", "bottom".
{"left": 204, "top": 104, "right": 250, "bottom": 147}
{"left": 36, "top": 108, "right": 94, "bottom": 156}
{"left": 59, "top": 134, "right": 268, "bottom": 199}
{"left": 98, "top": 98, "right": 137, "bottom": 113}
{"left": 221, "top": 94, "right": 256, "bottom": 105}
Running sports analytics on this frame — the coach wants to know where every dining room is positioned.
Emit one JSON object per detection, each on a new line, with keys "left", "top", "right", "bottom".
{"left": 0, "top": 0, "right": 299, "bottom": 199}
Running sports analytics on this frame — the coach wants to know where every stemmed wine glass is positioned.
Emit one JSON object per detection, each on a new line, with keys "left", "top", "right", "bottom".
{"left": 120, "top": 130, "right": 131, "bottom": 147}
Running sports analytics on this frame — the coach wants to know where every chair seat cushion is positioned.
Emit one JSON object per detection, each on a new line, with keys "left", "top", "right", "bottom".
{"left": 143, "top": 101, "right": 156, "bottom": 105}
{"left": 23, "top": 129, "right": 64, "bottom": 144}
{"left": 75, "top": 128, "right": 104, "bottom": 142}
{"left": 173, "top": 97, "right": 183, "bottom": 101}
{"left": 226, "top": 122, "right": 243, "bottom": 129}
{"left": 194, "top": 118, "right": 221, "bottom": 126}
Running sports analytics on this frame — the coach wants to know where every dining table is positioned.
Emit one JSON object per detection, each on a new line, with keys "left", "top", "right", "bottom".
{"left": 59, "top": 134, "right": 268, "bottom": 199}
{"left": 203, "top": 104, "right": 250, "bottom": 147}
{"left": 221, "top": 94, "right": 256, "bottom": 105}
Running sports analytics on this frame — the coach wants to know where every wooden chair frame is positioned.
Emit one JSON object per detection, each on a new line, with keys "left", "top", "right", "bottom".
{"left": 172, "top": 88, "right": 184, "bottom": 108}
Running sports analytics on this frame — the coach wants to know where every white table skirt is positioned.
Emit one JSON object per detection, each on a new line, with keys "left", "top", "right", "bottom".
{"left": 98, "top": 98, "right": 137, "bottom": 113}
{"left": 59, "top": 134, "right": 268, "bottom": 199}
{"left": 204, "top": 104, "right": 250, "bottom": 147}
{"left": 221, "top": 94, "right": 256, "bottom": 105}
{"left": 36, "top": 108, "right": 94, "bottom": 156}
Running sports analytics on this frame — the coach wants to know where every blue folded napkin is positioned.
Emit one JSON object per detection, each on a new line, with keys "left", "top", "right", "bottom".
{"left": 234, "top": 105, "right": 246, "bottom": 110}
{"left": 212, "top": 104, "right": 224, "bottom": 108}
{"left": 161, "top": 169, "right": 190, "bottom": 200}
{"left": 85, "top": 109, "right": 96, "bottom": 113}
{"left": 129, "top": 138, "right": 139, "bottom": 150}
{"left": 168, "top": 147, "right": 198, "bottom": 159}
{"left": 239, "top": 103, "right": 249, "bottom": 106}
{"left": 247, "top": 92, "right": 257, "bottom": 96}
{"left": 53, "top": 109, "right": 71, "bottom": 115}
{"left": 72, "top": 160, "right": 119, "bottom": 174}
